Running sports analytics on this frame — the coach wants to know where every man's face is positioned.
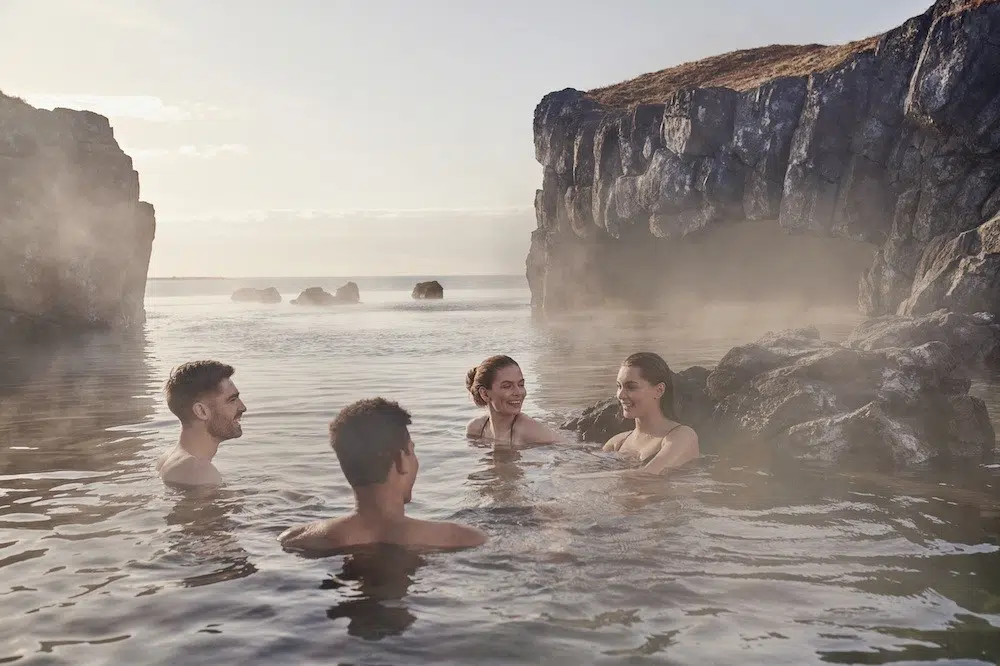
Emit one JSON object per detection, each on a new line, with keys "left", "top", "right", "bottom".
{"left": 196, "top": 378, "right": 247, "bottom": 441}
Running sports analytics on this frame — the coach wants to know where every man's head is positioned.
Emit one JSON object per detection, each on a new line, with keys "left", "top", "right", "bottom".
{"left": 329, "top": 397, "right": 417, "bottom": 502}
{"left": 164, "top": 360, "right": 246, "bottom": 441}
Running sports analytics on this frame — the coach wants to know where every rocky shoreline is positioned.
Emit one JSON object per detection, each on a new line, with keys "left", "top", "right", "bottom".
{"left": 563, "top": 309, "right": 999, "bottom": 468}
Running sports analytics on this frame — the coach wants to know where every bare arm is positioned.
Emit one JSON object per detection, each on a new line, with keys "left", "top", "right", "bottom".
{"left": 411, "top": 520, "right": 488, "bottom": 549}
{"left": 514, "top": 415, "right": 566, "bottom": 448}
{"left": 637, "top": 427, "right": 699, "bottom": 475}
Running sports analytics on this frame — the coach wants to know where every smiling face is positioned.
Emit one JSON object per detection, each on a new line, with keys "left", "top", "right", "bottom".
{"left": 479, "top": 364, "right": 526, "bottom": 417}
{"left": 616, "top": 365, "right": 663, "bottom": 421}
{"left": 194, "top": 378, "right": 247, "bottom": 442}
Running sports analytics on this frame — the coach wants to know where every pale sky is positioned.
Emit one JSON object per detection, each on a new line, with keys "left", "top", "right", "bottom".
{"left": 0, "top": 0, "right": 931, "bottom": 277}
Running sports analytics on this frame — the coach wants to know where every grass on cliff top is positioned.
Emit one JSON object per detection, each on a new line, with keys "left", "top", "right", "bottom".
{"left": 587, "top": 38, "right": 878, "bottom": 107}
{"left": 587, "top": 0, "right": 1000, "bottom": 107}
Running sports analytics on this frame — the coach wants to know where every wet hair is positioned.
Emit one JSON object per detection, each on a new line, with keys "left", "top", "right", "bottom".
{"left": 164, "top": 360, "right": 235, "bottom": 423}
{"left": 465, "top": 355, "right": 519, "bottom": 407}
{"left": 622, "top": 352, "right": 675, "bottom": 419}
{"left": 329, "top": 397, "right": 413, "bottom": 487}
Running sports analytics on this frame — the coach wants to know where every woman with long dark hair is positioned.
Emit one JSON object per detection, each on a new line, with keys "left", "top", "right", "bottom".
{"left": 602, "top": 352, "right": 699, "bottom": 473}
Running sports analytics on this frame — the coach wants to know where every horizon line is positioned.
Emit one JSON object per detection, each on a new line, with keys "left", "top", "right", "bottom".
{"left": 147, "top": 272, "right": 526, "bottom": 280}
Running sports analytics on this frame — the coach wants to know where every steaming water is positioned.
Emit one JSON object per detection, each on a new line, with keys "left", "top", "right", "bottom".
{"left": 2, "top": 276, "right": 999, "bottom": 665}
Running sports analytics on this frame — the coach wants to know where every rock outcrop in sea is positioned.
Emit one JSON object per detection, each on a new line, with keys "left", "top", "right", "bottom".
{"left": 563, "top": 309, "right": 999, "bottom": 468}
{"left": 411, "top": 280, "right": 444, "bottom": 299}
{"left": 0, "top": 93, "right": 156, "bottom": 341}
{"left": 290, "top": 282, "right": 360, "bottom": 306}
{"left": 528, "top": 0, "right": 1000, "bottom": 317}
{"left": 232, "top": 287, "right": 282, "bottom": 303}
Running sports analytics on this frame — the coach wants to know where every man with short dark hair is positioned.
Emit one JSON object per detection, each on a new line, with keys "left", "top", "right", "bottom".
{"left": 156, "top": 360, "right": 246, "bottom": 487}
{"left": 279, "top": 397, "right": 486, "bottom": 551}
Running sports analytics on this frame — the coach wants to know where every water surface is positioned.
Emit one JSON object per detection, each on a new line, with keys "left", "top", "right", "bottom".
{"left": 2, "top": 278, "right": 998, "bottom": 664}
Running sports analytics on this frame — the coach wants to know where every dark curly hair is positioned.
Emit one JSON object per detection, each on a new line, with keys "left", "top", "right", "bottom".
{"left": 329, "top": 397, "right": 413, "bottom": 487}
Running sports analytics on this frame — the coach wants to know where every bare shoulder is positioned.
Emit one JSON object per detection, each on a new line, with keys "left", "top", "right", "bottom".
{"left": 466, "top": 415, "right": 488, "bottom": 438}
{"left": 640, "top": 425, "right": 699, "bottom": 474}
{"left": 408, "top": 518, "right": 487, "bottom": 550}
{"left": 513, "top": 414, "right": 563, "bottom": 446}
{"left": 602, "top": 430, "right": 632, "bottom": 452}
{"left": 669, "top": 425, "right": 699, "bottom": 453}
{"left": 160, "top": 455, "right": 222, "bottom": 487}
{"left": 279, "top": 517, "right": 352, "bottom": 551}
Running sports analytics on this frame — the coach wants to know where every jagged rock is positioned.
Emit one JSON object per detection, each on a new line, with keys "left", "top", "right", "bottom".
{"left": 527, "top": 0, "right": 1000, "bottom": 318}
{"left": 845, "top": 307, "right": 1000, "bottom": 369}
{"left": 563, "top": 310, "right": 995, "bottom": 468}
{"left": 411, "top": 280, "right": 443, "bottom": 299}
{"left": 898, "top": 214, "right": 1000, "bottom": 317}
{"left": 231, "top": 287, "right": 281, "bottom": 304}
{"left": 0, "top": 94, "right": 155, "bottom": 340}
{"left": 291, "top": 282, "right": 360, "bottom": 306}
{"left": 662, "top": 88, "right": 739, "bottom": 158}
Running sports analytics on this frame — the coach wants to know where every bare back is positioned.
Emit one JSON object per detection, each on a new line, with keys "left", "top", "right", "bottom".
{"left": 279, "top": 515, "right": 486, "bottom": 553}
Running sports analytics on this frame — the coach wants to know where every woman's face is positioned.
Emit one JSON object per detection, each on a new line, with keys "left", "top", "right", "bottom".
{"left": 481, "top": 364, "right": 526, "bottom": 416}
{"left": 616, "top": 365, "right": 663, "bottom": 420}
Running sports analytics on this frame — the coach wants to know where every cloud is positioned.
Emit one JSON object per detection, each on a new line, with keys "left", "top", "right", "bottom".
{"left": 132, "top": 144, "right": 250, "bottom": 159}
{"left": 18, "top": 94, "right": 231, "bottom": 123}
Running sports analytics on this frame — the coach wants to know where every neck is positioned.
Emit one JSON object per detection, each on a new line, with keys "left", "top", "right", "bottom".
{"left": 633, "top": 410, "right": 672, "bottom": 436}
{"left": 487, "top": 407, "right": 516, "bottom": 432}
{"left": 353, "top": 485, "right": 406, "bottom": 522}
{"left": 178, "top": 427, "right": 220, "bottom": 461}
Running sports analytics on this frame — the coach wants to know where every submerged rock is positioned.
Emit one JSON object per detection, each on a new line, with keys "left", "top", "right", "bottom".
{"left": 563, "top": 309, "right": 997, "bottom": 469}
{"left": 411, "top": 280, "right": 444, "bottom": 299}
{"left": 231, "top": 287, "right": 281, "bottom": 304}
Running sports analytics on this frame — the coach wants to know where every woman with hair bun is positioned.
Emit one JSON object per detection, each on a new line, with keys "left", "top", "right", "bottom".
{"left": 603, "top": 352, "right": 699, "bottom": 474}
{"left": 465, "top": 355, "right": 563, "bottom": 449}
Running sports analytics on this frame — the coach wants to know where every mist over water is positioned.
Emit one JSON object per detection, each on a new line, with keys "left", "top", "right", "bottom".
{"left": 1, "top": 278, "right": 998, "bottom": 664}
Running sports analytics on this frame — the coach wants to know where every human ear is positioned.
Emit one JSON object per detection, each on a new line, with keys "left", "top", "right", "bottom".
{"left": 192, "top": 401, "right": 209, "bottom": 421}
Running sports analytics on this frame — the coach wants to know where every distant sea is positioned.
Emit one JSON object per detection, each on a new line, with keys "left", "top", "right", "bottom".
{"left": 2, "top": 274, "right": 998, "bottom": 664}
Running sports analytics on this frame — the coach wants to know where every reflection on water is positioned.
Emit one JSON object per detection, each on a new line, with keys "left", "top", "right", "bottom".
{"left": 320, "top": 545, "right": 425, "bottom": 641}
{"left": 2, "top": 289, "right": 999, "bottom": 664}
{"left": 162, "top": 487, "right": 258, "bottom": 588}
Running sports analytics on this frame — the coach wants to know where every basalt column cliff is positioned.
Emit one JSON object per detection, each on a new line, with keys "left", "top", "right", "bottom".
{"left": 528, "top": 0, "right": 1000, "bottom": 315}
{"left": 0, "top": 93, "right": 155, "bottom": 341}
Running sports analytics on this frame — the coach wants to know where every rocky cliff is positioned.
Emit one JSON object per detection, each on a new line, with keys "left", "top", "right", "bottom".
{"left": 529, "top": 0, "right": 1000, "bottom": 315}
{"left": 0, "top": 92, "right": 155, "bottom": 341}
